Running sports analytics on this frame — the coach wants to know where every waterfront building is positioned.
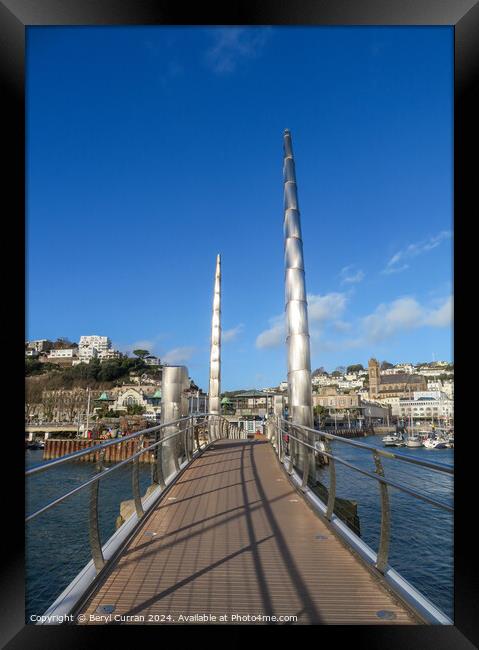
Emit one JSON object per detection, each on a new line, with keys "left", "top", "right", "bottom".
{"left": 313, "top": 389, "right": 361, "bottom": 409}
{"left": 103, "top": 386, "right": 162, "bottom": 420}
{"left": 368, "top": 358, "right": 426, "bottom": 399}
{"left": 397, "top": 391, "right": 454, "bottom": 423}
{"left": 225, "top": 391, "right": 276, "bottom": 417}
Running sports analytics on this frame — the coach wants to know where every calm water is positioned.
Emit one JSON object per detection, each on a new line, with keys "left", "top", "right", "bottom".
{"left": 25, "top": 437, "right": 453, "bottom": 622}
{"left": 25, "top": 449, "right": 153, "bottom": 622}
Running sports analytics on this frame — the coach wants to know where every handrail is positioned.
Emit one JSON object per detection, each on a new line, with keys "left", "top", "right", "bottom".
{"left": 26, "top": 414, "right": 243, "bottom": 578}
{"left": 26, "top": 415, "right": 193, "bottom": 476}
{"left": 25, "top": 427, "right": 191, "bottom": 522}
{"left": 279, "top": 418, "right": 453, "bottom": 475}
{"left": 268, "top": 415, "right": 454, "bottom": 582}
{"left": 282, "top": 430, "right": 453, "bottom": 513}
{"left": 26, "top": 412, "right": 218, "bottom": 477}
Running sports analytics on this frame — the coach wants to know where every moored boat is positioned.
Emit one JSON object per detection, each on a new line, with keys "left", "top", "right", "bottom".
{"left": 423, "top": 435, "right": 448, "bottom": 449}
{"left": 382, "top": 432, "right": 406, "bottom": 447}
{"left": 406, "top": 433, "right": 423, "bottom": 448}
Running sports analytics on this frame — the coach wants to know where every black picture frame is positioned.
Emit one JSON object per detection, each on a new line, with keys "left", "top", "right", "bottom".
{"left": 2, "top": 1, "right": 476, "bottom": 647}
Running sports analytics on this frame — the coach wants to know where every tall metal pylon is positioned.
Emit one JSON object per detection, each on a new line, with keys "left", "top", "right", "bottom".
{"left": 208, "top": 254, "right": 221, "bottom": 438}
{"left": 283, "top": 130, "right": 314, "bottom": 476}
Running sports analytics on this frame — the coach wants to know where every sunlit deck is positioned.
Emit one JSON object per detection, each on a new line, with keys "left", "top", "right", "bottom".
{"left": 75, "top": 438, "right": 420, "bottom": 625}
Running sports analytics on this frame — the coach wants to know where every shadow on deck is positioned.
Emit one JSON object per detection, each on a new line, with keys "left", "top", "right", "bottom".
{"left": 76, "top": 438, "right": 419, "bottom": 625}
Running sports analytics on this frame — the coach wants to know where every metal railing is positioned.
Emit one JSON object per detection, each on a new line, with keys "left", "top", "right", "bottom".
{"left": 26, "top": 413, "right": 243, "bottom": 574}
{"left": 266, "top": 416, "right": 453, "bottom": 575}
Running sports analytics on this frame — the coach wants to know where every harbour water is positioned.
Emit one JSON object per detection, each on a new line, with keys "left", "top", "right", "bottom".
{"left": 25, "top": 449, "right": 153, "bottom": 622}
{"left": 25, "top": 436, "right": 453, "bottom": 622}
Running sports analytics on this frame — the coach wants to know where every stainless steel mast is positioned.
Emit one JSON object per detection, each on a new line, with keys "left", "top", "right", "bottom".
{"left": 208, "top": 254, "right": 221, "bottom": 435}
{"left": 283, "top": 130, "right": 313, "bottom": 473}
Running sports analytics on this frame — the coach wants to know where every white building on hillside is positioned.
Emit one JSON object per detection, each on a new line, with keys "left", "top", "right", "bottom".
{"left": 48, "top": 348, "right": 77, "bottom": 361}
{"left": 77, "top": 335, "right": 120, "bottom": 364}
{"left": 98, "top": 349, "right": 122, "bottom": 361}
{"left": 79, "top": 335, "right": 111, "bottom": 352}
{"left": 144, "top": 355, "right": 161, "bottom": 366}
{"left": 48, "top": 348, "right": 77, "bottom": 358}
{"left": 78, "top": 346, "right": 98, "bottom": 364}
{"left": 27, "top": 339, "right": 53, "bottom": 352}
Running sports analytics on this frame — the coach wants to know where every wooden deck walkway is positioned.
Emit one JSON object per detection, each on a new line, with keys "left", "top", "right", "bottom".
{"left": 76, "top": 438, "right": 420, "bottom": 625}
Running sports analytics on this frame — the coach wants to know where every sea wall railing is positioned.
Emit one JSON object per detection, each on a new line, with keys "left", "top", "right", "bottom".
{"left": 26, "top": 414, "right": 243, "bottom": 575}
{"left": 266, "top": 416, "right": 453, "bottom": 576}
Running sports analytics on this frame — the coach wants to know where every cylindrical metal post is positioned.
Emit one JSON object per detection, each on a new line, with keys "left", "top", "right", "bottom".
{"left": 283, "top": 129, "right": 314, "bottom": 479}
{"left": 161, "top": 365, "right": 189, "bottom": 477}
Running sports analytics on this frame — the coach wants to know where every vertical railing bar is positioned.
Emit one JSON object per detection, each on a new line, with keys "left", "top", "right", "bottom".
{"left": 172, "top": 424, "right": 181, "bottom": 472}
{"left": 132, "top": 435, "right": 145, "bottom": 519}
{"left": 278, "top": 416, "right": 284, "bottom": 463}
{"left": 288, "top": 424, "right": 296, "bottom": 475}
{"left": 373, "top": 450, "right": 391, "bottom": 573}
{"left": 89, "top": 448, "right": 105, "bottom": 572}
{"left": 184, "top": 426, "right": 190, "bottom": 462}
{"left": 325, "top": 437, "right": 336, "bottom": 521}
{"left": 301, "top": 429, "right": 310, "bottom": 488}
{"left": 194, "top": 421, "right": 200, "bottom": 451}
{"left": 156, "top": 434, "right": 166, "bottom": 489}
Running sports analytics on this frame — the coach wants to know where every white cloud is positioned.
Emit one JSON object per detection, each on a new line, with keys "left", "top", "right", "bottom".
{"left": 205, "top": 27, "right": 271, "bottom": 74}
{"left": 256, "top": 314, "right": 284, "bottom": 349}
{"left": 383, "top": 230, "right": 451, "bottom": 274}
{"left": 162, "top": 347, "right": 196, "bottom": 364}
{"left": 256, "top": 292, "right": 348, "bottom": 349}
{"left": 361, "top": 295, "right": 453, "bottom": 343}
{"left": 339, "top": 266, "right": 365, "bottom": 284}
{"left": 223, "top": 323, "right": 244, "bottom": 342}
{"left": 423, "top": 295, "right": 453, "bottom": 327}
{"left": 307, "top": 292, "right": 348, "bottom": 322}
{"left": 117, "top": 336, "right": 164, "bottom": 356}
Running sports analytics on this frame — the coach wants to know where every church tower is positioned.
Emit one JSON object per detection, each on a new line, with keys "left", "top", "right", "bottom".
{"left": 368, "top": 358, "right": 380, "bottom": 399}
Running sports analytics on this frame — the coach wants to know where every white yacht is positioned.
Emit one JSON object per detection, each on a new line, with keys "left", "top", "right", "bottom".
{"left": 382, "top": 432, "right": 405, "bottom": 447}
{"left": 423, "top": 435, "right": 448, "bottom": 449}
{"left": 382, "top": 433, "right": 398, "bottom": 446}
{"left": 406, "top": 433, "right": 423, "bottom": 448}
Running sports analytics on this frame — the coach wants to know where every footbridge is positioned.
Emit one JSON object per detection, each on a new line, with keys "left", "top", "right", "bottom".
{"left": 25, "top": 131, "right": 453, "bottom": 625}
{"left": 26, "top": 413, "right": 452, "bottom": 625}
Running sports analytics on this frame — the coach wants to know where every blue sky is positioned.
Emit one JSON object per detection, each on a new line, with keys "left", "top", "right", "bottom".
{"left": 26, "top": 26, "right": 453, "bottom": 391}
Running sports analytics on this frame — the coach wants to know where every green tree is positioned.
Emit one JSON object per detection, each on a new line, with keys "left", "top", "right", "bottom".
{"left": 133, "top": 349, "right": 150, "bottom": 359}
{"left": 346, "top": 364, "right": 364, "bottom": 373}
{"left": 126, "top": 404, "right": 145, "bottom": 415}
